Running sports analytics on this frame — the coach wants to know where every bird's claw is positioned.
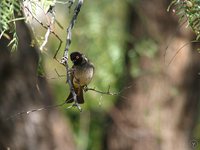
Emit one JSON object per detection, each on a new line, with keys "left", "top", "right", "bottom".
{"left": 72, "top": 103, "right": 82, "bottom": 112}
{"left": 60, "top": 56, "right": 67, "bottom": 65}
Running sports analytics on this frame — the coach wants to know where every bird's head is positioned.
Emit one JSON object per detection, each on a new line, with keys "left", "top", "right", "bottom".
{"left": 70, "top": 51, "right": 86, "bottom": 65}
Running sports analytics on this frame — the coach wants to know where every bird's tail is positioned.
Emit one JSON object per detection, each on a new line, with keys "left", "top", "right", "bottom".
{"left": 66, "top": 87, "right": 84, "bottom": 104}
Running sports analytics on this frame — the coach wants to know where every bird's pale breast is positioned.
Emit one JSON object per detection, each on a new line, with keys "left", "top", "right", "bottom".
{"left": 73, "top": 64, "right": 94, "bottom": 87}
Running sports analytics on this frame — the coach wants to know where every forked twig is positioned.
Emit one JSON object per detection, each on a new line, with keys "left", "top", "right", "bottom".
{"left": 84, "top": 86, "right": 119, "bottom": 96}
{"left": 84, "top": 84, "right": 134, "bottom": 96}
{"left": 24, "top": 5, "right": 63, "bottom": 63}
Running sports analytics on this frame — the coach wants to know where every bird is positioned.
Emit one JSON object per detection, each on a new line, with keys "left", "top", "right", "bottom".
{"left": 66, "top": 51, "right": 94, "bottom": 104}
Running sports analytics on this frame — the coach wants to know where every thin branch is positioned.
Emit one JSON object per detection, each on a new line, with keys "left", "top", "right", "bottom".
{"left": 46, "top": 69, "right": 66, "bottom": 80}
{"left": 6, "top": 101, "right": 65, "bottom": 120}
{"left": 54, "top": 68, "right": 64, "bottom": 77}
{"left": 164, "top": 19, "right": 188, "bottom": 65}
{"left": 61, "top": 0, "right": 83, "bottom": 111}
{"left": 40, "top": 4, "right": 56, "bottom": 50}
{"left": 84, "top": 86, "right": 119, "bottom": 96}
{"left": 40, "top": 27, "right": 51, "bottom": 50}
{"left": 6, "top": 97, "right": 77, "bottom": 120}
{"left": 84, "top": 84, "right": 134, "bottom": 96}
{"left": 167, "top": 40, "right": 199, "bottom": 66}
{"left": 55, "top": 19, "right": 64, "bottom": 29}
{"left": 84, "top": 84, "right": 134, "bottom": 104}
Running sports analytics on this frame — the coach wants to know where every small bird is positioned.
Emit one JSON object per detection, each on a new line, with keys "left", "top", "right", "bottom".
{"left": 66, "top": 51, "right": 94, "bottom": 104}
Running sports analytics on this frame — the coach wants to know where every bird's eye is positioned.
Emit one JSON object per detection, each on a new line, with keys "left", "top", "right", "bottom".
{"left": 76, "top": 56, "right": 79, "bottom": 59}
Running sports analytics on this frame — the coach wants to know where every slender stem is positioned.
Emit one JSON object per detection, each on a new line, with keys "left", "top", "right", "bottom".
{"left": 62, "top": 0, "right": 83, "bottom": 111}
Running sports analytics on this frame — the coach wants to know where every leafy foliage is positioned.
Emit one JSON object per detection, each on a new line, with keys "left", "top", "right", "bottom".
{"left": 168, "top": 0, "right": 200, "bottom": 39}
{"left": 0, "top": 0, "right": 21, "bottom": 51}
{"left": 0, "top": 0, "right": 21, "bottom": 32}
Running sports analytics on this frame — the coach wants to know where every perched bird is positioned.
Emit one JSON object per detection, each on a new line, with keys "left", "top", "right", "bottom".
{"left": 66, "top": 51, "right": 94, "bottom": 104}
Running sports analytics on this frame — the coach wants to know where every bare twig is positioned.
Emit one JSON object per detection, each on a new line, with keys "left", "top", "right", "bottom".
{"left": 54, "top": 68, "right": 65, "bottom": 77}
{"left": 6, "top": 100, "right": 70, "bottom": 120}
{"left": 46, "top": 69, "right": 66, "bottom": 80}
{"left": 164, "top": 19, "right": 188, "bottom": 65}
{"left": 40, "top": 27, "right": 51, "bottom": 50}
{"left": 84, "top": 84, "right": 134, "bottom": 103}
{"left": 7, "top": 96, "right": 79, "bottom": 121}
{"left": 84, "top": 84, "right": 134, "bottom": 96}
{"left": 84, "top": 86, "right": 119, "bottom": 96}
{"left": 167, "top": 40, "right": 199, "bottom": 66}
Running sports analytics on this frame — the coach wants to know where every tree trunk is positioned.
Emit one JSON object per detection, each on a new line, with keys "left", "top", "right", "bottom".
{"left": 106, "top": 0, "right": 200, "bottom": 150}
{"left": 0, "top": 21, "right": 75, "bottom": 150}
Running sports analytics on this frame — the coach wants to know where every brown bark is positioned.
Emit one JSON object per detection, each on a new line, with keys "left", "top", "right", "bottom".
{"left": 106, "top": 1, "right": 200, "bottom": 150}
{"left": 0, "top": 21, "right": 75, "bottom": 150}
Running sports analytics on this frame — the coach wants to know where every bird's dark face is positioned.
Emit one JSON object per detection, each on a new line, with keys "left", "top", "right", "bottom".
{"left": 70, "top": 52, "right": 83, "bottom": 65}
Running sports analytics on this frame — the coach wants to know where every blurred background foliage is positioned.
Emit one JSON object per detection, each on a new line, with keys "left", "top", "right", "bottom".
{"left": 2, "top": 0, "right": 200, "bottom": 149}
